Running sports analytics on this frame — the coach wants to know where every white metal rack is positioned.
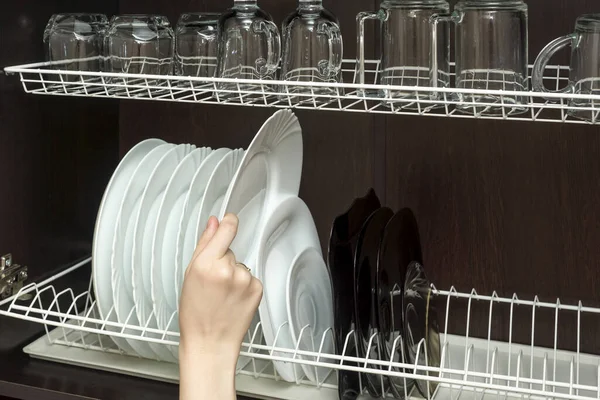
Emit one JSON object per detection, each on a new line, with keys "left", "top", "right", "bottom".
{"left": 4, "top": 58, "right": 600, "bottom": 125}
{"left": 3, "top": 258, "right": 600, "bottom": 400}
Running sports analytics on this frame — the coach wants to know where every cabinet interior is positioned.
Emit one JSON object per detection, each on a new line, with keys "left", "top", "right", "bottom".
{"left": 1, "top": 0, "right": 600, "bottom": 362}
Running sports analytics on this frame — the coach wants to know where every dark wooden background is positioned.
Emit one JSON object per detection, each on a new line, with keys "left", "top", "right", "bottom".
{"left": 1, "top": 0, "right": 600, "bottom": 399}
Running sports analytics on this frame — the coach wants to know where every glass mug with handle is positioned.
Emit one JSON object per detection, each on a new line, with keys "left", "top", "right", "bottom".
{"left": 532, "top": 14, "right": 600, "bottom": 123}
{"left": 43, "top": 13, "right": 108, "bottom": 81}
{"left": 216, "top": 0, "right": 281, "bottom": 100}
{"left": 357, "top": 0, "right": 451, "bottom": 109}
{"left": 281, "top": 0, "right": 343, "bottom": 104}
{"left": 431, "top": 0, "right": 529, "bottom": 116}
{"left": 175, "top": 13, "right": 220, "bottom": 79}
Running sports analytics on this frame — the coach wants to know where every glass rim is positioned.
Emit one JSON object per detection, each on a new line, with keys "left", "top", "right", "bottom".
{"left": 381, "top": 0, "right": 450, "bottom": 10}
{"left": 109, "top": 14, "right": 171, "bottom": 25}
{"left": 455, "top": 0, "right": 527, "bottom": 10}
{"left": 577, "top": 14, "right": 600, "bottom": 32}
{"left": 48, "top": 13, "right": 109, "bottom": 24}
{"left": 180, "top": 11, "right": 222, "bottom": 16}
{"left": 382, "top": 0, "right": 449, "bottom": 5}
{"left": 177, "top": 12, "right": 222, "bottom": 24}
{"left": 50, "top": 13, "right": 108, "bottom": 17}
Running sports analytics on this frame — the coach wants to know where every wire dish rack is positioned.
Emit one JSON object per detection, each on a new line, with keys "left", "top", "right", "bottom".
{"left": 2, "top": 258, "right": 600, "bottom": 400}
{"left": 4, "top": 58, "right": 600, "bottom": 125}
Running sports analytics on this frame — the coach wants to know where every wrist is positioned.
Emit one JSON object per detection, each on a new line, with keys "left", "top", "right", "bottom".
{"left": 179, "top": 337, "right": 240, "bottom": 366}
{"left": 179, "top": 341, "right": 238, "bottom": 400}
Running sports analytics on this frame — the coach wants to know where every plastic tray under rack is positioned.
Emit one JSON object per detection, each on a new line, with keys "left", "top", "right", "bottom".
{"left": 24, "top": 325, "right": 600, "bottom": 400}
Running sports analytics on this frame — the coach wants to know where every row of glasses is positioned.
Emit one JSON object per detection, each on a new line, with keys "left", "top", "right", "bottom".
{"left": 43, "top": 0, "right": 344, "bottom": 103}
{"left": 39, "top": 7, "right": 600, "bottom": 120}
{"left": 216, "top": 0, "right": 343, "bottom": 102}
{"left": 44, "top": 14, "right": 184, "bottom": 77}
{"left": 357, "top": 0, "right": 529, "bottom": 116}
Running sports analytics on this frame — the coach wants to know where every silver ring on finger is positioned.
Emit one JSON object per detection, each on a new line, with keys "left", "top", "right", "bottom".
{"left": 236, "top": 262, "right": 251, "bottom": 273}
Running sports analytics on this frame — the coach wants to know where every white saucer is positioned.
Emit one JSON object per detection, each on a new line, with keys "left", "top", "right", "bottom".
{"left": 150, "top": 147, "right": 212, "bottom": 360}
{"left": 131, "top": 144, "right": 193, "bottom": 362}
{"left": 286, "top": 247, "right": 335, "bottom": 384}
{"left": 255, "top": 196, "right": 322, "bottom": 382}
{"left": 93, "top": 138, "right": 165, "bottom": 354}
{"left": 174, "top": 148, "right": 232, "bottom": 300}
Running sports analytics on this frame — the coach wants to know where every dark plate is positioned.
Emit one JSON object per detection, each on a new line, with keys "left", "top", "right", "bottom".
{"left": 326, "top": 189, "right": 380, "bottom": 400}
{"left": 403, "top": 262, "right": 441, "bottom": 398}
{"left": 377, "top": 208, "right": 423, "bottom": 398}
{"left": 354, "top": 207, "right": 393, "bottom": 397}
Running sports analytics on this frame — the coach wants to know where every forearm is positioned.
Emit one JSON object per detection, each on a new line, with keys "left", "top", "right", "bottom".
{"left": 179, "top": 343, "right": 237, "bottom": 400}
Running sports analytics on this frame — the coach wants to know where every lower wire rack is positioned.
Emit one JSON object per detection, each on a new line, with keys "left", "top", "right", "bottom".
{"left": 2, "top": 258, "right": 600, "bottom": 400}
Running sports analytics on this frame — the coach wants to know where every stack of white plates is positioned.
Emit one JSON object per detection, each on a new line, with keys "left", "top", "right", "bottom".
{"left": 91, "top": 110, "right": 334, "bottom": 384}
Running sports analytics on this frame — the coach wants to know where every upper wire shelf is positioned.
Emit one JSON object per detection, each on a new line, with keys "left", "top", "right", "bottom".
{"left": 3, "top": 258, "right": 600, "bottom": 400}
{"left": 4, "top": 58, "right": 600, "bottom": 125}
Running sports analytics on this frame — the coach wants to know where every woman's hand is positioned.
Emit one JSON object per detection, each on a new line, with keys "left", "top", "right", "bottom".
{"left": 179, "top": 214, "right": 263, "bottom": 400}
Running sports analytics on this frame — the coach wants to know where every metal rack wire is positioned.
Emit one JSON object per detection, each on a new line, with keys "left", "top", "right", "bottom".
{"left": 4, "top": 58, "right": 600, "bottom": 124}
{"left": 2, "top": 258, "right": 600, "bottom": 400}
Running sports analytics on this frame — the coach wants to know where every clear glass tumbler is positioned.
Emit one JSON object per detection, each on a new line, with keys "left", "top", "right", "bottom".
{"left": 43, "top": 13, "right": 108, "bottom": 79}
{"left": 532, "top": 14, "right": 600, "bottom": 123}
{"left": 357, "top": 0, "right": 450, "bottom": 107}
{"left": 175, "top": 13, "right": 220, "bottom": 78}
{"left": 431, "top": 0, "right": 529, "bottom": 116}
{"left": 281, "top": 0, "right": 343, "bottom": 103}
{"left": 216, "top": 0, "right": 281, "bottom": 100}
{"left": 105, "top": 15, "right": 174, "bottom": 76}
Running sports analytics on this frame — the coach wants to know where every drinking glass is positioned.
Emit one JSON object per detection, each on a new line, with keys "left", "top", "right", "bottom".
{"left": 281, "top": 0, "right": 343, "bottom": 103}
{"left": 105, "top": 15, "right": 174, "bottom": 76}
{"left": 532, "top": 14, "right": 600, "bottom": 123}
{"left": 43, "top": 13, "right": 108, "bottom": 78}
{"left": 216, "top": 0, "right": 281, "bottom": 100}
{"left": 175, "top": 13, "right": 220, "bottom": 78}
{"left": 357, "top": 0, "right": 450, "bottom": 107}
{"left": 431, "top": 0, "right": 529, "bottom": 116}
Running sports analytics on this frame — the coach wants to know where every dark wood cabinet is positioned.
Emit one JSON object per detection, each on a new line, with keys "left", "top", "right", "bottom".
{"left": 1, "top": 0, "right": 599, "bottom": 399}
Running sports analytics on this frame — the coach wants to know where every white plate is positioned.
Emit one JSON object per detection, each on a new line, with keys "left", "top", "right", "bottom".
{"left": 219, "top": 110, "right": 302, "bottom": 267}
{"left": 150, "top": 147, "right": 212, "bottom": 359}
{"left": 286, "top": 247, "right": 335, "bottom": 384}
{"left": 219, "top": 110, "right": 302, "bottom": 372}
{"left": 174, "top": 148, "right": 232, "bottom": 303}
{"left": 111, "top": 143, "right": 175, "bottom": 359}
{"left": 193, "top": 149, "right": 245, "bottom": 247}
{"left": 255, "top": 195, "right": 322, "bottom": 382}
{"left": 131, "top": 144, "right": 193, "bottom": 362}
{"left": 93, "top": 138, "right": 165, "bottom": 353}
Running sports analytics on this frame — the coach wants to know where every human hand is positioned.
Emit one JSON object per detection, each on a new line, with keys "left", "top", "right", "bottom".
{"left": 179, "top": 213, "right": 263, "bottom": 400}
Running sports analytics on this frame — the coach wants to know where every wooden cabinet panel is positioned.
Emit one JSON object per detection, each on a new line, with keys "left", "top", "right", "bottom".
{"left": 0, "top": 0, "right": 119, "bottom": 277}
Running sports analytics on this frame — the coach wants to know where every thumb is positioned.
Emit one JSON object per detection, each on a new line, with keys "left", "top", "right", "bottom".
{"left": 192, "top": 216, "right": 219, "bottom": 261}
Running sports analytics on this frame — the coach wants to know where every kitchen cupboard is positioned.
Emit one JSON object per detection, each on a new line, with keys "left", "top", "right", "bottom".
{"left": 1, "top": 0, "right": 599, "bottom": 399}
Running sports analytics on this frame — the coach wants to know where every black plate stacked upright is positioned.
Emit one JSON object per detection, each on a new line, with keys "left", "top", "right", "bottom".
{"left": 327, "top": 189, "right": 380, "bottom": 400}
{"left": 327, "top": 189, "right": 441, "bottom": 399}
{"left": 354, "top": 206, "right": 393, "bottom": 397}
{"left": 377, "top": 208, "right": 424, "bottom": 398}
